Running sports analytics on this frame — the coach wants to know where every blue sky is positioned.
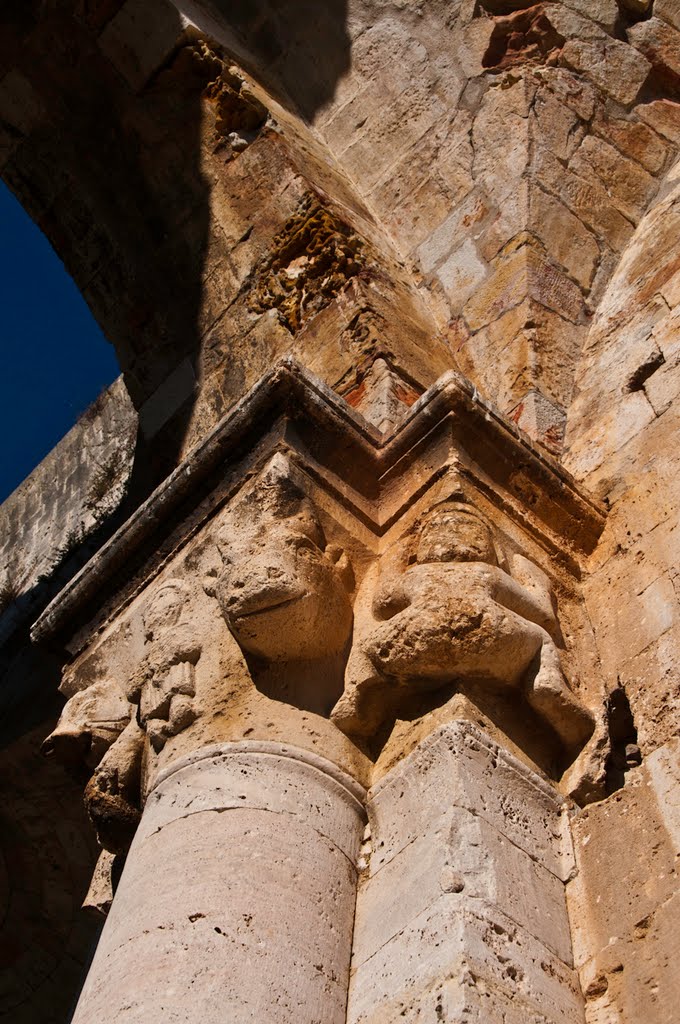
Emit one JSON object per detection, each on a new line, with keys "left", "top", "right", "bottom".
{"left": 0, "top": 180, "right": 121, "bottom": 505}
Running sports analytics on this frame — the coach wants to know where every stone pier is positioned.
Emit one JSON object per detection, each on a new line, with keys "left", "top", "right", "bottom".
{"left": 349, "top": 723, "right": 582, "bottom": 1024}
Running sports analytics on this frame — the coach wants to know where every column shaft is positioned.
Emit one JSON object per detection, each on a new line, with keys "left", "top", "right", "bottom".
{"left": 71, "top": 742, "right": 366, "bottom": 1024}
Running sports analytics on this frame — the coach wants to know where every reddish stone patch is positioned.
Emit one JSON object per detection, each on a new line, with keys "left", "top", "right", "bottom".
{"left": 482, "top": 6, "right": 565, "bottom": 71}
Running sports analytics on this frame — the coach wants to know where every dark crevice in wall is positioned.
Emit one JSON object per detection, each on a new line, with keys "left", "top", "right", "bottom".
{"left": 604, "top": 683, "right": 642, "bottom": 794}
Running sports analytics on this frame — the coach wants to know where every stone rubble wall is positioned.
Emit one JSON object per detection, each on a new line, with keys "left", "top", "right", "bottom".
{"left": 0, "top": 376, "right": 136, "bottom": 643}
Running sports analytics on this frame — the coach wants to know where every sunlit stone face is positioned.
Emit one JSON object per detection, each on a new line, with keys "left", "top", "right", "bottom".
{"left": 216, "top": 515, "right": 352, "bottom": 663}
{"left": 415, "top": 504, "right": 497, "bottom": 566}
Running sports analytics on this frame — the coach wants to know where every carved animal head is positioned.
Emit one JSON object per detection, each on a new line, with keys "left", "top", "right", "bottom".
{"left": 41, "top": 679, "right": 133, "bottom": 771}
{"left": 212, "top": 457, "right": 353, "bottom": 662}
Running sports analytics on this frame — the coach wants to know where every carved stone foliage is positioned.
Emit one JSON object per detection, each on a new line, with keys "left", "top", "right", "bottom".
{"left": 331, "top": 495, "right": 594, "bottom": 762}
{"left": 248, "top": 195, "right": 366, "bottom": 332}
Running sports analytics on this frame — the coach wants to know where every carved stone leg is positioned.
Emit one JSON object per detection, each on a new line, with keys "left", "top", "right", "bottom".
{"left": 348, "top": 722, "right": 585, "bottom": 1024}
{"left": 70, "top": 742, "right": 366, "bottom": 1024}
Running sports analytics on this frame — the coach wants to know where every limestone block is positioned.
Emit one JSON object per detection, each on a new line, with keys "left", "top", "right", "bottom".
{"left": 580, "top": 888, "right": 680, "bottom": 1024}
{"left": 346, "top": 722, "right": 580, "bottom": 1024}
{"left": 367, "top": 723, "right": 572, "bottom": 881}
{"left": 337, "top": 78, "right": 447, "bottom": 194}
{"left": 628, "top": 17, "right": 680, "bottom": 79}
{"left": 472, "top": 78, "right": 532, "bottom": 206}
{"left": 528, "top": 185, "right": 599, "bottom": 289}
{"left": 570, "top": 135, "right": 657, "bottom": 224}
{"left": 348, "top": 899, "right": 584, "bottom": 1024}
{"left": 417, "top": 192, "right": 490, "bottom": 276}
{"left": 477, "top": 180, "right": 530, "bottom": 263}
{"left": 509, "top": 390, "right": 566, "bottom": 453}
{"left": 436, "top": 239, "right": 488, "bottom": 312}
{"left": 99, "top": 0, "right": 199, "bottom": 92}
{"left": 558, "top": 0, "right": 619, "bottom": 31}
{"left": 567, "top": 738, "right": 680, "bottom": 969}
{"left": 591, "top": 109, "right": 670, "bottom": 175}
{"left": 463, "top": 244, "right": 585, "bottom": 331}
{"left": 540, "top": 67, "right": 597, "bottom": 121}
{"left": 617, "top": 624, "right": 680, "bottom": 752}
{"left": 560, "top": 38, "right": 651, "bottom": 106}
{"left": 371, "top": 116, "right": 475, "bottom": 253}
{"left": 544, "top": 4, "right": 609, "bottom": 42}
{"left": 584, "top": 571, "right": 678, "bottom": 678}
{"left": 457, "top": 299, "right": 586, "bottom": 412}
{"left": 531, "top": 86, "right": 585, "bottom": 164}
{"left": 70, "top": 743, "right": 366, "bottom": 1024}
{"left": 352, "top": 805, "right": 573, "bottom": 966}
{"left": 637, "top": 99, "right": 680, "bottom": 144}
{"left": 656, "top": 0, "right": 680, "bottom": 31}
{"left": 536, "top": 147, "right": 635, "bottom": 253}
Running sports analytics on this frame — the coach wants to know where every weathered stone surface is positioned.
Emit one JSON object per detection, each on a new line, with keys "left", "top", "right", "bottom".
{"left": 568, "top": 739, "right": 679, "bottom": 1001}
{"left": 628, "top": 17, "right": 680, "bottom": 80}
{"left": 2, "top": 3, "right": 680, "bottom": 1022}
{"left": 560, "top": 38, "right": 651, "bottom": 106}
{"left": 71, "top": 744, "right": 366, "bottom": 1024}
{"left": 347, "top": 723, "right": 581, "bottom": 1024}
{"left": 656, "top": 0, "right": 680, "bottom": 31}
{"left": 464, "top": 242, "right": 585, "bottom": 330}
{"left": 332, "top": 499, "right": 593, "bottom": 758}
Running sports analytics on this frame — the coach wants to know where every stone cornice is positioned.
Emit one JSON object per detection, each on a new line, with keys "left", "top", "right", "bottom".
{"left": 31, "top": 358, "right": 605, "bottom": 647}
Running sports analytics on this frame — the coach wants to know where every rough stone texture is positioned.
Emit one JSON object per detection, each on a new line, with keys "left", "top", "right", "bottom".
{"left": 0, "top": 377, "right": 135, "bottom": 635}
{"left": 567, "top": 739, "right": 680, "bottom": 1023}
{"left": 70, "top": 743, "right": 366, "bottom": 1024}
{"left": 0, "top": 2, "right": 679, "bottom": 1022}
{"left": 347, "top": 723, "right": 582, "bottom": 1024}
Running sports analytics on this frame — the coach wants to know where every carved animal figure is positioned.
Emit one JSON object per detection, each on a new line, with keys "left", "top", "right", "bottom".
{"left": 42, "top": 679, "right": 143, "bottom": 853}
{"left": 213, "top": 455, "right": 353, "bottom": 665}
{"left": 332, "top": 500, "right": 593, "bottom": 754}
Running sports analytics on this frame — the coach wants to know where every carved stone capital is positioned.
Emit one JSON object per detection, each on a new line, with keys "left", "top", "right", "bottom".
{"left": 39, "top": 361, "right": 609, "bottom": 871}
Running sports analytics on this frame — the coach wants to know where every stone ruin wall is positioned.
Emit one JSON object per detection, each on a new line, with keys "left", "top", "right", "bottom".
{"left": 1, "top": 1, "right": 679, "bottom": 1022}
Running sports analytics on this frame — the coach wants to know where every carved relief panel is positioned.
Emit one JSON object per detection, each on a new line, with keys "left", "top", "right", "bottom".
{"left": 43, "top": 443, "right": 603, "bottom": 883}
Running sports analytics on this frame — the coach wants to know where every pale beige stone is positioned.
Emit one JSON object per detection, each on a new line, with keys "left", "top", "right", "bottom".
{"left": 436, "top": 239, "right": 488, "bottom": 311}
{"left": 71, "top": 743, "right": 366, "bottom": 1024}
{"left": 560, "top": 38, "right": 651, "bottom": 106}
{"left": 347, "top": 723, "right": 582, "bottom": 1024}
{"left": 332, "top": 499, "right": 593, "bottom": 756}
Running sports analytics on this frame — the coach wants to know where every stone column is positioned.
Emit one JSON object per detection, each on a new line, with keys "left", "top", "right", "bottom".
{"left": 70, "top": 741, "right": 366, "bottom": 1024}
{"left": 348, "top": 722, "right": 584, "bottom": 1024}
